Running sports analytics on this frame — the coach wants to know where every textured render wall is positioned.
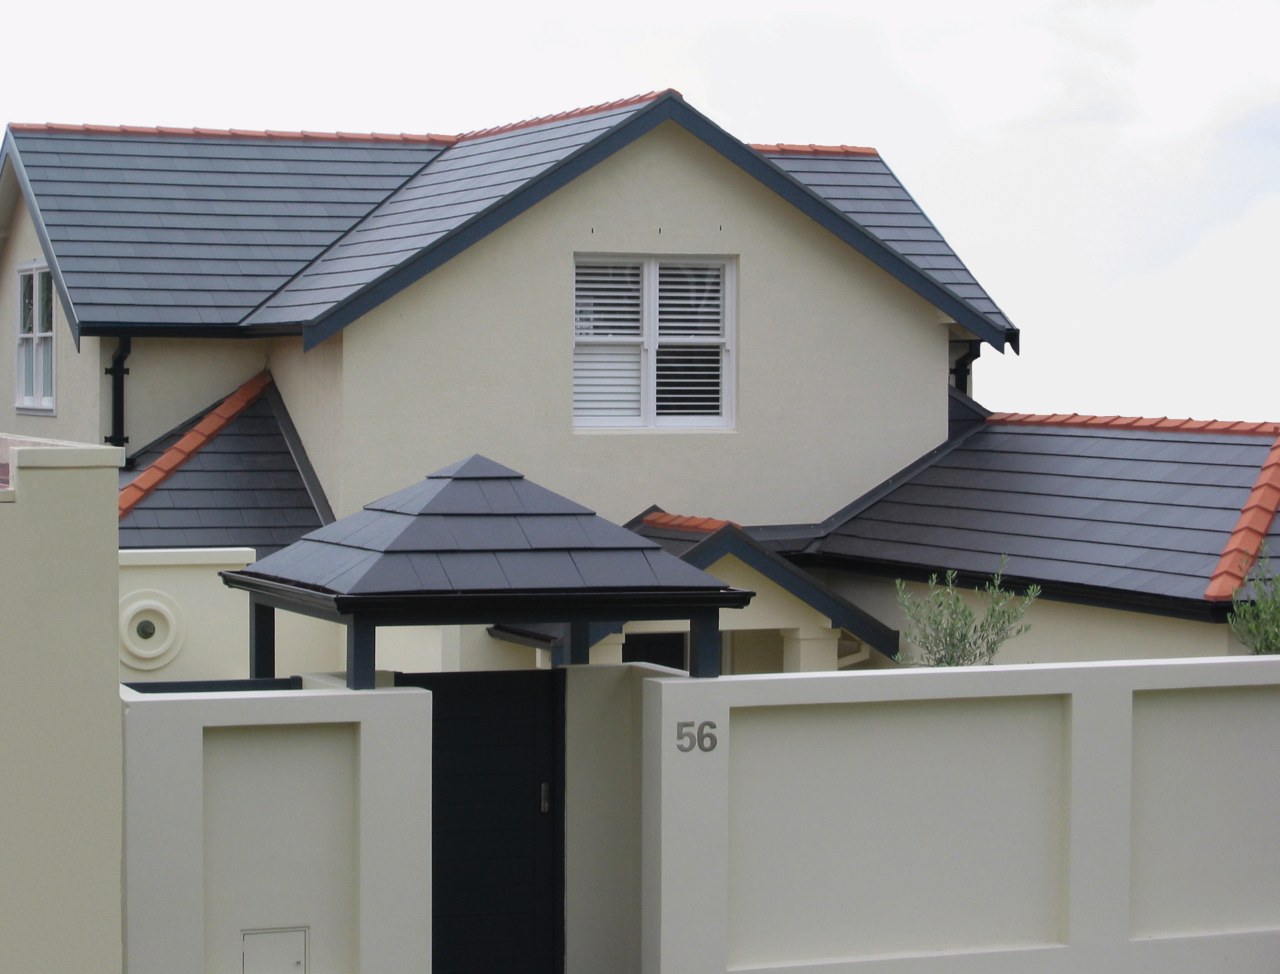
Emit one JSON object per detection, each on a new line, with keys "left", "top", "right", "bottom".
{"left": 338, "top": 121, "right": 951, "bottom": 526}
{"left": 642, "top": 657, "right": 1280, "bottom": 974}
{"left": 266, "top": 333, "right": 344, "bottom": 515}
{"left": 0, "top": 441, "right": 124, "bottom": 973}
{"left": 0, "top": 196, "right": 107, "bottom": 442}
{"left": 122, "top": 684, "right": 432, "bottom": 974}
{"left": 564, "top": 663, "right": 682, "bottom": 974}
{"left": 123, "top": 337, "right": 270, "bottom": 451}
{"left": 833, "top": 572, "right": 1234, "bottom": 663}
{"left": 118, "top": 548, "right": 343, "bottom": 682}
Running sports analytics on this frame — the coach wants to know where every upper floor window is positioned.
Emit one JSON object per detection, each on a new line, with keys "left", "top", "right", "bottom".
{"left": 16, "top": 266, "right": 54, "bottom": 412}
{"left": 573, "top": 257, "right": 734, "bottom": 428}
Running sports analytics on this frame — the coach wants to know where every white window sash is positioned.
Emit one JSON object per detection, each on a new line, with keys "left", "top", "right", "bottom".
{"left": 574, "top": 257, "right": 734, "bottom": 429}
{"left": 15, "top": 265, "right": 55, "bottom": 411}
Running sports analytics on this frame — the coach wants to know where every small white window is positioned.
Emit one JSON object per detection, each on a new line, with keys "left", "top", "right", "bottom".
{"left": 16, "top": 266, "right": 55, "bottom": 411}
{"left": 574, "top": 257, "right": 734, "bottom": 428}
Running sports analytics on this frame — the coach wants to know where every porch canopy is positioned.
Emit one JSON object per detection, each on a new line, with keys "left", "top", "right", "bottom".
{"left": 221, "top": 455, "right": 753, "bottom": 687}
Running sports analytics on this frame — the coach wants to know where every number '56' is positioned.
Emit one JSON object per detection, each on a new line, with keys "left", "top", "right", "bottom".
{"left": 675, "top": 720, "right": 718, "bottom": 752}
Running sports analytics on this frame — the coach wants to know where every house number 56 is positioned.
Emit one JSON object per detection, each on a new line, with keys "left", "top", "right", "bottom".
{"left": 675, "top": 720, "right": 718, "bottom": 752}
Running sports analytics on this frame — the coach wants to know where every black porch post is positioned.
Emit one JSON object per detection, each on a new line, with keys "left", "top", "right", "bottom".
{"left": 568, "top": 620, "right": 591, "bottom": 665}
{"left": 346, "top": 615, "right": 377, "bottom": 690}
{"left": 249, "top": 600, "right": 276, "bottom": 679}
{"left": 688, "top": 608, "right": 722, "bottom": 678}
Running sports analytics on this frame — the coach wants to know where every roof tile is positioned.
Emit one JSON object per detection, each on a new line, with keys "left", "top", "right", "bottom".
{"left": 118, "top": 370, "right": 271, "bottom": 516}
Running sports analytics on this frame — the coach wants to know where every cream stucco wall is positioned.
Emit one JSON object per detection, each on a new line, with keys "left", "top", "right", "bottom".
{"left": 832, "top": 571, "right": 1237, "bottom": 663}
{"left": 123, "top": 337, "right": 270, "bottom": 451}
{"left": 0, "top": 196, "right": 108, "bottom": 442}
{"left": 643, "top": 657, "right": 1280, "bottom": 972}
{"left": 118, "top": 548, "right": 344, "bottom": 681}
{"left": 0, "top": 439, "right": 124, "bottom": 973}
{"left": 335, "top": 121, "right": 951, "bottom": 525}
{"left": 267, "top": 333, "right": 344, "bottom": 513}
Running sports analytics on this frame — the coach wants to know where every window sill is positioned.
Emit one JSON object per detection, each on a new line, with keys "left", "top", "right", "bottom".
{"left": 573, "top": 426, "right": 737, "bottom": 435}
{"left": 15, "top": 405, "right": 57, "bottom": 417}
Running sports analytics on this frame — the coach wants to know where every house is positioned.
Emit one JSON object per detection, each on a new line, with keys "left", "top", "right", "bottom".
{"left": 0, "top": 89, "right": 1025, "bottom": 677}
{"left": 2, "top": 89, "right": 1269, "bottom": 678}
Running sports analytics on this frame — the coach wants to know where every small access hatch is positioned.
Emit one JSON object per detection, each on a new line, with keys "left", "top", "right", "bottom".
{"left": 242, "top": 927, "right": 307, "bottom": 973}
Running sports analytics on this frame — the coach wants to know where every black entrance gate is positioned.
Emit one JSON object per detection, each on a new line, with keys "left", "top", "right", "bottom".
{"left": 395, "top": 669, "right": 564, "bottom": 974}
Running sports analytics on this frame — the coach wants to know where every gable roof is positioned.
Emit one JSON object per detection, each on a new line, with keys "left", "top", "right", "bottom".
{"left": 118, "top": 371, "right": 329, "bottom": 555}
{"left": 798, "top": 411, "right": 1280, "bottom": 616}
{"left": 222, "top": 454, "right": 752, "bottom": 619}
{"left": 629, "top": 508, "right": 898, "bottom": 656}
{"left": 3, "top": 91, "right": 1016, "bottom": 352}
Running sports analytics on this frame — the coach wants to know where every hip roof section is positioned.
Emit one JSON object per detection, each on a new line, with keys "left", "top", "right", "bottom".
{"left": 808, "top": 413, "right": 1280, "bottom": 611}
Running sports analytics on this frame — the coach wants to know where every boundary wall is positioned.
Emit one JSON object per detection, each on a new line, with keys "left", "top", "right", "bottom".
{"left": 643, "top": 657, "right": 1280, "bottom": 973}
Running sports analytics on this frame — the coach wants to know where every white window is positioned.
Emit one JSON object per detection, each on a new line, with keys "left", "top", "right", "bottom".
{"left": 16, "top": 266, "right": 55, "bottom": 411}
{"left": 573, "top": 258, "right": 734, "bottom": 428}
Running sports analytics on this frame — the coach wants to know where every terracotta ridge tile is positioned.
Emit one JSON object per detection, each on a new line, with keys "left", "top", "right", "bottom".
{"left": 642, "top": 510, "right": 739, "bottom": 534}
{"left": 751, "top": 142, "right": 879, "bottom": 157}
{"left": 987, "top": 411, "right": 1280, "bottom": 437}
{"left": 118, "top": 371, "right": 272, "bottom": 518}
{"left": 11, "top": 122, "right": 457, "bottom": 145}
{"left": 1205, "top": 434, "right": 1280, "bottom": 601}
{"left": 454, "top": 90, "right": 674, "bottom": 142}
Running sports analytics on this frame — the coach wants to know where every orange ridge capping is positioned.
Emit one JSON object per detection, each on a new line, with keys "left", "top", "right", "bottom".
{"left": 750, "top": 142, "right": 879, "bottom": 157}
{"left": 987, "top": 411, "right": 1280, "bottom": 437}
{"left": 118, "top": 371, "right": 273, "bottom": 518}
{"left": 641, "top": 511, "right": 739, "bottom": 535}
{"left": 1205, "top": 435, "right": 1280, "bottom": 601}
{"left": 10, "top": 122, "right": 459, "bottom": 145}
{"left": 454, "top": 90, "right": 676, "bottom": 142}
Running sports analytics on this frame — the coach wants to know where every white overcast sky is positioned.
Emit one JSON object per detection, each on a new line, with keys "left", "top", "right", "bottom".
{"left": 4, "top": 0, "right": 1277, "bottom": 421}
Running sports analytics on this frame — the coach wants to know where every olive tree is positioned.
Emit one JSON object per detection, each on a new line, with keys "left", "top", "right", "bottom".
{"left": 895, "top": 565, "right": 1040, "bottom": 666}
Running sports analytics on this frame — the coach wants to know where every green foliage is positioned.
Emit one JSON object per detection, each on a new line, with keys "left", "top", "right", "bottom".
{"left": 1229, "top": 552, "right": 1280, "bottom": 655}
{"left": 895, "top": 566, "right": 1041, "bottom": 666}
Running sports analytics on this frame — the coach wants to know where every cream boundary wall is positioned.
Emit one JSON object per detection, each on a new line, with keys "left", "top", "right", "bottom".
{"left": 119, "top": 548, "right": 344, "bottom": 681}
{"left": 836, "top": 573, "right": 1234, "bottom": 662}
{"left": 642, "top": 657, "right": 1280, "bottom": 973}
{"left": 338, "top": 122, "right": 950, "bottom": 525}
{"left": 122, "top": 683, "right": 432, "bottom": 974}
{"left": 0, "top": 197, "right": 108, "bottom": 441}
{"left": 564, "top": 663, "right": 683, "bottom": 974}
{"left": 0, "top": 439, "right": 123, "bottom": 973}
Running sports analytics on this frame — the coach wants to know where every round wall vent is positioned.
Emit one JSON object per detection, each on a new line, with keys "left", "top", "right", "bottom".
{"left": 119, "top": 590, "right": 185, "bottom": 671}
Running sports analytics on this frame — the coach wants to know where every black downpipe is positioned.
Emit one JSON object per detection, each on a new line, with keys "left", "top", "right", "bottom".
{"left": 950, "top": 340, "right": 982, "bottom": 395}
{"left": 105, "top": 336, "right": 132, "bottom": 463}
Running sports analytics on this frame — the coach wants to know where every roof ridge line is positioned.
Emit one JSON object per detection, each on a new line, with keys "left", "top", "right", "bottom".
{"left": 118, "top": 371, "right": 273, "bottom": 518}
{"left": 10, "top": 122, "right": 458, "bottom": 145}
{"left": 1204, "top": 433, "right": 1280, "bottom": 601}
{"left": 454, "top": 90, "right": 675, "bottom": 142}
{"left": 752, "top": 142, "right": 879, "bottom": 157}
{"left": 988, "top": 411, "right": 1280, "bottom": 436}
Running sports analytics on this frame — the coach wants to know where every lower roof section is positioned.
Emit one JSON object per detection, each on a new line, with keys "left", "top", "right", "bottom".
{"left": 798, "top": 414, "right": 1280, "bottom": 616}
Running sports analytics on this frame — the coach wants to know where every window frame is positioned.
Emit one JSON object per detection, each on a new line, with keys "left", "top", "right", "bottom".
{"left": 15, "top": 261, "right": 56, "bottom": 414}
{"left": 573, "top": 255, "right": 736, "bottom": 430}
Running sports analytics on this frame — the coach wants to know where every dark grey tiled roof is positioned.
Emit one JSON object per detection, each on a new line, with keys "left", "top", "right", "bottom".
{"left": 810, "top": 422, "right": 1280, "bottom": 606}
{"left": 244, "top": 104, "right": 649, "bottom": 328}
{"left": 765, "top": 151, "right": 1013, "bottom": 342}
{"left": 240, "top": 455, "right": 731, "bottom": 598}
{"left": 4, "top": 93, "right": 1016, "bottom": 350}
{"left": 119, "top": 389, "right": 325, "bottom": 555}
{"left": 7, "top": 128, "right": 442, "bottom": 329}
